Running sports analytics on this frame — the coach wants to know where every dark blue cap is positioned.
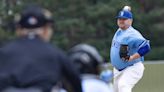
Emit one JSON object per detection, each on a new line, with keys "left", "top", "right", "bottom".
{"left": 15, "top": 5, "right": 54, "bottom": 28}
{"left": 116, "top": 10, "right": 133, "bottom": 19}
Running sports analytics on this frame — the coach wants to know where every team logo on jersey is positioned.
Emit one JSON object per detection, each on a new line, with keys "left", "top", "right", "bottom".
{"left": 112, "top": 40, "right": 120, "bottom": 48}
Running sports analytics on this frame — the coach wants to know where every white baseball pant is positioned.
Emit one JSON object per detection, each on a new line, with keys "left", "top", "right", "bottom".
{"left": 113, "top": 61, "right": 144, "bottom": 92}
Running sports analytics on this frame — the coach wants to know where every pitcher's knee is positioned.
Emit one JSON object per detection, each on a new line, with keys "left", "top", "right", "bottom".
{"left": 118, "top": 81, "right": 128, "bottom": 89}
{"left": 117, "top": 81, "right": 132, "bottom": 92}
{"left": 118, "top": 81, "right": 127, "bottom": 88}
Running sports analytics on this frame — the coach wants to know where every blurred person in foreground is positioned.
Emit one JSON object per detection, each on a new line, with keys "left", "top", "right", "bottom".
{"left": 0, "top": 4, "right": 82, "bottom": 92}
{"left": 68, "top": 44, "right": 113, "bottom": 92}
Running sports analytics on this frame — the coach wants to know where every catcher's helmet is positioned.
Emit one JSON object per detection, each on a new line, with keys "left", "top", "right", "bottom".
{"left": 68, "top": 44, "right": 103, "bottom": 74}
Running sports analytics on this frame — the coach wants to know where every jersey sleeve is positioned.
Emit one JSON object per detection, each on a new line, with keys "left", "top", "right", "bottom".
{"left": 137, "top": 40, "right": 150, "bottom": 56}
{"left": 129, "top": 37, "right": 151, "bottom": 56}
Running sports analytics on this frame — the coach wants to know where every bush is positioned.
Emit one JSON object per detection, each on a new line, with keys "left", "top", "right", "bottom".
{"left": 145, "top": 47, "right": 164, "bottom": 60}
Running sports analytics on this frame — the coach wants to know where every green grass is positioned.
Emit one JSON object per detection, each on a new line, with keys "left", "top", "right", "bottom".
{"left": 133, "top": 63, "right": 164, "bottom": 92}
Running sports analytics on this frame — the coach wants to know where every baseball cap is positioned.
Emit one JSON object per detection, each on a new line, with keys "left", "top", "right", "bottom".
{"left": 116, "top": 10, "right": 133, "bottom": 19}
{"left": 15, "top": 5, "right": 54, "bottom": 29}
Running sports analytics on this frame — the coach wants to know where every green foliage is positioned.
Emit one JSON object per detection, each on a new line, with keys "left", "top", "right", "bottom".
{"left": 145, "top": 47, "right": 164, "bottom": 60}
{"left": 0, "top": 0, "right": 164, "bottom": 60}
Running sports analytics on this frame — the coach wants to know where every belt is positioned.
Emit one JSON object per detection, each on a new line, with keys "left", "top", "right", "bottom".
{"left": 117, "top": 64, "right": 134, "bottom": 71}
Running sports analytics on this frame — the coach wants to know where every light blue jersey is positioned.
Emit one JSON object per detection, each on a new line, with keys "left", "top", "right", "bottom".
{"left": 110, "top": 26, "right": 150, "bottom": 70}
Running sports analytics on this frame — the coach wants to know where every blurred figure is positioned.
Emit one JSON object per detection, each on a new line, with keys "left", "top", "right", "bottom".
{"left": 68, "top": 44, "right": 113, "bottom": 92}
{"left": 100, "top": 63, "right": 113, "bottom": 90}
{"left": 0, "top": 4, "right": 82, "bottom": 92}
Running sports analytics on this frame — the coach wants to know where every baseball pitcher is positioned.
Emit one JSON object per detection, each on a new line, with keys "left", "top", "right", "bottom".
{"left": 110, "top": 6, "right": 151, "bottom": 92}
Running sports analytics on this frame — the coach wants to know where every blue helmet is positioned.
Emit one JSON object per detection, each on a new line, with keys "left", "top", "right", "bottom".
{"left": 116, "top": 10, "right": 133, "bottom": 19}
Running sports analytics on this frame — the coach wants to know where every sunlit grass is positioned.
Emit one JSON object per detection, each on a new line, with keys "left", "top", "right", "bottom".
{"left": 133, "top": 62, "right": 164, "bottom": 92}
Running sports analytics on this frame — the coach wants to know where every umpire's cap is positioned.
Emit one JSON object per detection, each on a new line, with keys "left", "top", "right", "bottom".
{"left": 15, "top": 5, "right": 54, "bottom": 29}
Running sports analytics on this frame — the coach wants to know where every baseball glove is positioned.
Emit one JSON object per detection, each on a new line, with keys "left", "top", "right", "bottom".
{"left": 119, "top": 44, "right": 130, "bottom": 61}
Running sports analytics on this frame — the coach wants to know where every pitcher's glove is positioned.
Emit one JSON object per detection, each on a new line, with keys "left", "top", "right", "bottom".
{"left": 119, "top": 44, "right": 130, "bottom": 61}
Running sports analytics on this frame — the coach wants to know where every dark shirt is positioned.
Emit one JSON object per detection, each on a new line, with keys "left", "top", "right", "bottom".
{"left": 0, "top": 36, "right": 82, "bottom": 92}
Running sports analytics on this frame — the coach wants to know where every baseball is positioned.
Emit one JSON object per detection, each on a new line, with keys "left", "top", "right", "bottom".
{"left": 123, "top": 6, "right": 131, "bottom": 11}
